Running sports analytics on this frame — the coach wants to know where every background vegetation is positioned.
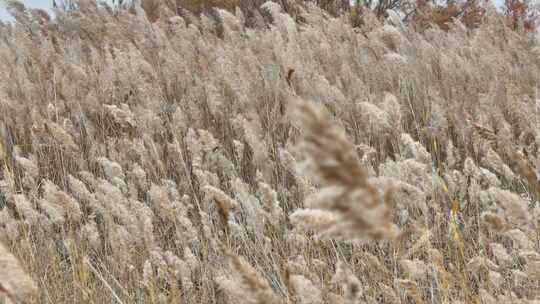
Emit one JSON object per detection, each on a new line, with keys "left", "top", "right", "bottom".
{"left": 1, "top": 0, "right": 540, "bottom": 303}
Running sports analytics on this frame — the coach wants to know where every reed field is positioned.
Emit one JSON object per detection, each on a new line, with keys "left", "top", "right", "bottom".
{"left": 1, "top": 0, "right": 540, "bottom": 303}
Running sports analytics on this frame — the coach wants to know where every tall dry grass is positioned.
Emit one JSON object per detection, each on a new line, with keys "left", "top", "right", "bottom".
{"left": 1, "top": 0, "right": 540, "bottom": 303}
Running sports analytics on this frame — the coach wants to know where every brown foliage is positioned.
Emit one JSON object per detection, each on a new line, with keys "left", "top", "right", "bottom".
{"left": 411, "top": 0, "right": 487, "bottom": 31}
{"left": 142, "top": 0, "right": 161, "bottom": 22}
{"left": 504, "top": 0, "right": 539, "bottom": 32}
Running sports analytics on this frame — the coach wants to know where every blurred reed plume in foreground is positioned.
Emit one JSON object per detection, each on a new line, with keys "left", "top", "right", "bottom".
{"left": 0, "top": 0, "right": 540, "bottom": 303}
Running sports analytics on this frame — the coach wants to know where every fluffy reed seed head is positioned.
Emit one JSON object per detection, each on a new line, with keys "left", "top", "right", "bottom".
{"left": 0, "top": 242, "right": 38, "bottom": 303}
{"left": 290, "top": 99, "right": 397, "bottom": 241}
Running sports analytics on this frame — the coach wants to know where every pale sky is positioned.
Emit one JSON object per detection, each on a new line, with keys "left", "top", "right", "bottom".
{"left": 1, "top": 0, "right": 53, "bottom": 21}
{"left": 0, "top": 0, "right": 508, "bottom": 22}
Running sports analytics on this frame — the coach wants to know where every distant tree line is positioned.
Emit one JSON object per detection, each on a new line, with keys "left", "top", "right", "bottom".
{"left": 16, "top": 0, "right": 540, "bottom": 33}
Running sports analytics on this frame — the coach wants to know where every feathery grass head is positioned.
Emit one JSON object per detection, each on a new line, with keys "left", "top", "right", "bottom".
{"left": 290, "top": 99, "right": 397, "bottom": 241}
{"left": 0, "top": 242, "right": 37, "bottom": 303}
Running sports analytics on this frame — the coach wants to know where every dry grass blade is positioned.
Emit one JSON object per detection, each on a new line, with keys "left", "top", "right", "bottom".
{"left": 471, "top": 122, "right": 498, "bottom": 144}
{"left": 1, "top": 2, "right": 540, "bottom": 303}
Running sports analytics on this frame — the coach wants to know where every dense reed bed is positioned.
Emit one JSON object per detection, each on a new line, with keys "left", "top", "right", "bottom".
{"left": 1, "top": 0, "right": 540, "bottom": 303}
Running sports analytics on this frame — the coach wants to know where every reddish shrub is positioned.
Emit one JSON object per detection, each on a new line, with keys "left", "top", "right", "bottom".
{"left": 504, "top": 0, "right": 538, "bottom": 32}
{"left": 411, "top": 0, "right": 487, "bottom": 31}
